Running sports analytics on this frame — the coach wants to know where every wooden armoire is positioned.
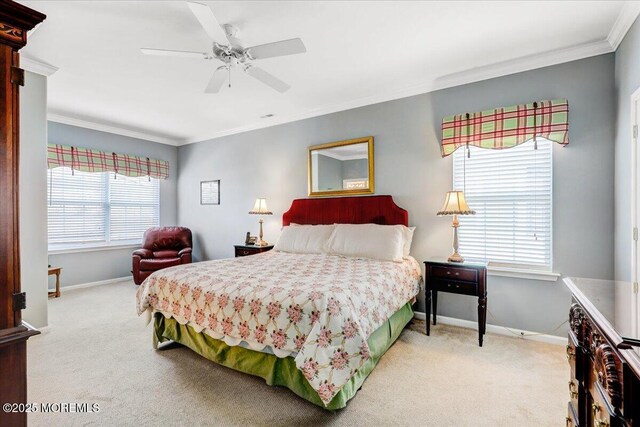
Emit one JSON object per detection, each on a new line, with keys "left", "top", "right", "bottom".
{"left": 0, "top": 1, "right": 45, "bottom": 426}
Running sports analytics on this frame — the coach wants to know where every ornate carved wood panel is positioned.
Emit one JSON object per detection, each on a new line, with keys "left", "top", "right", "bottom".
{"left": 569, "top": 303, "right": 585, "bottom": 343}
{"left": 593, "top": 344, "right": 623, "bottom": 410}
{"left": 566, "top": 298, "right": 640, "bottom": 426}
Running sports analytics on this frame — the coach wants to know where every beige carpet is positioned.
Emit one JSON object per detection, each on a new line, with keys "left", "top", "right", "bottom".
{"left": 27, "top": 281, "right": 567, "bottom": 426}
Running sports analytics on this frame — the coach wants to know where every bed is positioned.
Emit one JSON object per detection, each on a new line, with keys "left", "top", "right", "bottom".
{"left": 136, "top": 195, "right": 422, "bottom": 409}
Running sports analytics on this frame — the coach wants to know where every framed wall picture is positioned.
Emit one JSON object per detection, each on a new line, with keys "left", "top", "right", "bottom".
{"left": 200, "top": 180, "right": 220, "bottom": 205}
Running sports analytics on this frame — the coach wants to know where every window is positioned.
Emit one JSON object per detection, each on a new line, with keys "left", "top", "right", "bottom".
{"left": 452, "top": 138, "right": 552, "bottom": 268}
{"left": 48, "top": 167, "right": 159, "bottom": 250}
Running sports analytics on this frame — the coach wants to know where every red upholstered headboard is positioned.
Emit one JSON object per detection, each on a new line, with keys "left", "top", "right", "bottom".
{"left": 282, "top": 195, "right": 408, "bottom": 227}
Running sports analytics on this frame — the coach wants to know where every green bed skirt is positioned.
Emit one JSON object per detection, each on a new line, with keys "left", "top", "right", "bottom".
{"left": 153, "top": 302, "right": 414, "bottom": 410}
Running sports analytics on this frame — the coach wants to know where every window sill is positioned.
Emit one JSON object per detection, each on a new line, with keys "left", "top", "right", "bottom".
{"left": 48, "top": 243, "right": 140, "bottom": 255}
{"left": 487, "top": 264, "right": 560, "bottom": 282}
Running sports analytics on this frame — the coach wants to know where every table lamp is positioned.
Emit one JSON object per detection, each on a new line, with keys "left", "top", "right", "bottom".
{"left": 249, "top": 198, "right": 273, "bottom": 246}
{"left": 437, "top": 191, "right": 475, "bottom": 262}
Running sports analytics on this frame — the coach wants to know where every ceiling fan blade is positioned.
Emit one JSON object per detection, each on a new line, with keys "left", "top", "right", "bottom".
{"left": 187, "top": 1, "right": 229, "bottom": 45}
{"left": 205, "top": 66, "right": 228, "bottom": 93}
{"left": 245, "top": 38, "right": 306, "bottom": 60}
{"left": 244, "top": 65, "right": 290, "bottom": 93}
{"left": 140, "top": 48, "right": 208, "bottom": 59}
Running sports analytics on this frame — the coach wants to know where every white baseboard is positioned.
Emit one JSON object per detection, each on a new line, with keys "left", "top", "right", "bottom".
{"left": 413, "top": 311, "right": 566, "bottom": 346}
{"left": 51, "top": 276, "right": 132, "bottom": 292}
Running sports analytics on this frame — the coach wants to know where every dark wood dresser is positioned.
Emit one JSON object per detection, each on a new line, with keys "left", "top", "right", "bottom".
{"left": 0, "top": 2, "right": 45, "bottom": 427}
{"left": 564, "top": 277, "right": 640, "bottom": 427}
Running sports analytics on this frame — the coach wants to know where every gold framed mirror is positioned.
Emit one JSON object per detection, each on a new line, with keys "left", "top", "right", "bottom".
{"left": 308, "top": 136, "right": 374, "bottom": 197}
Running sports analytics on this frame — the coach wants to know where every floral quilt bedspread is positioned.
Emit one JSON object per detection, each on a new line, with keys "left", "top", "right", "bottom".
{"left": 136, "top": 251, "right": 422, "bottom": 405}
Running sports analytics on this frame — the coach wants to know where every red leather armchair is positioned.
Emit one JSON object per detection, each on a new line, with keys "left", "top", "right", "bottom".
{"left": 132, "top": 226, "right": 192, "bottom": 285}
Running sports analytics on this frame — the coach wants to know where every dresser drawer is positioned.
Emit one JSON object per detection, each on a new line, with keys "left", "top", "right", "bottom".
{"left": 432, "top": 279, "right": 477, "bottom": 296}
{"left": 568, "top": 331, "right": 584, "bottom": 382}
{"left": 568, "top": 378, "right": 582, "bottom": 421}
{"left": 590, "top": 382, "right": 628, "bottom": 427}
{"left": 567, "top": 401, "right": 580, "bottom": 427}
{"left": 431, "top": 265, "right": 478, "bottom": 282}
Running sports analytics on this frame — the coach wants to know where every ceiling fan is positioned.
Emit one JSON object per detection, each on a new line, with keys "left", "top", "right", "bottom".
{"left": 140, "top": 1, "right": 306, "bottom": 94}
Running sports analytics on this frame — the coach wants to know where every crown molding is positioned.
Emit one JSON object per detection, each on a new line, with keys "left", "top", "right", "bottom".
{"left": 21, "top": 56, "right": 58, "bottom": 77}
{"left": 607, "top": 1, "right": 640, "bottom": 51}
{"left": 432, "top": 39, "right": 614, "bottom": 91}
{"left": 181, "top": 39, "right": 614, "bottom": 145}
{"left": 44, "top": 4, "right": 634, "bottom": 148}
{"left": 47, "top": 112, "right": 182, "bottom": 146}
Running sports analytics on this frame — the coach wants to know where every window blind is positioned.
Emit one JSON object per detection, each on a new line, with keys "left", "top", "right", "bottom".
{"left": 452, "top": 138, "right": 552, "bottom": 268}
{"left": 48, "top": 167, "right": 159, "bottom": 248}
{"left": 109, "top": 174, "right": 160, "bottom": 242}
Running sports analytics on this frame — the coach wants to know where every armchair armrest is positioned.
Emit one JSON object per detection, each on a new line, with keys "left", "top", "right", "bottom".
{"left": 132, "top": 248, "right": 153, "bottom": 259}
{"left": 179, "top": 247, "right": 192, "bottom": 264}
{"left": 132, "top": 248, "right": 153, "bottom": 285}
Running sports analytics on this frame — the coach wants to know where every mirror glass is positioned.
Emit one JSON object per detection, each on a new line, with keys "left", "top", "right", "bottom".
{"left": 308, "top": 137, "right": 374, "bottom": 196}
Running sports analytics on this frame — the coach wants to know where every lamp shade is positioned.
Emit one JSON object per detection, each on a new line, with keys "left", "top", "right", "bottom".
{"left": 249, "top": 198, "right": 273, "bottom": 215}
{"left": 437, "top": 191, "right": 475, "bottom": 216}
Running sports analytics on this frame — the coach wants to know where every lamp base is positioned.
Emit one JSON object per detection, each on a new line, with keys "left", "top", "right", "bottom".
{"left": 256, "top": 218, "right": 269, "bottom": 247}
{"left": 448, "top": 215, "right": 464, "bottom": 262}
{"left": 447, "top": 252, "right": 464, "bottom": 263}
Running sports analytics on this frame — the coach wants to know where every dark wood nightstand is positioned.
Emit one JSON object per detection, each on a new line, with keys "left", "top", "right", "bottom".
{"left": 424, "top": 258, "right": 488, "bottom": 346}
{"left": 234, "top": 244, "right": 274, "bottom": 257}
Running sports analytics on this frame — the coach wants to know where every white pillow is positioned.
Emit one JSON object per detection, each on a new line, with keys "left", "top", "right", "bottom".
{"left": 274, "top": 224, "right": 335, "bottom": 254}
{"left": 402, "top": 226, "right": 416, "bottom": 258}
{"left": 325, "top": 224, "right": 405, "bottom": 262}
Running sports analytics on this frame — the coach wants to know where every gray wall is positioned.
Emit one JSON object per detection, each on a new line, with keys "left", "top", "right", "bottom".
{"left": 342, "top": 159, "right": 368, "bottom": 180}
{"left": 178, "top": 54, "right": 615, "bottom": 337}
{"left": 20, "top": 71, "right": 48, "bottom": 328}
{"left": 47, "top": 122, "right": 179, "bottom": 287}
{"left": 317, "top": 154, "right": 342, "bottom": 190}
{"left": 614, "top": 16, "right": 640, "bottom": 282}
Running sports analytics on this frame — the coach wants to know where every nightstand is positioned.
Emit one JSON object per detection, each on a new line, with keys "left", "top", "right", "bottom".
{"left": 234, "top": 244, "right": 274, "bottom": 257}
{"left": 424, "top": 258, "right": 488, "bottom": 346}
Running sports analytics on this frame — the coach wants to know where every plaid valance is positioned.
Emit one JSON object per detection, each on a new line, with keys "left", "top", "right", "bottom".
{"left": 441, "top": 99, "right": 569, "bottom": 157}
{"left": 47, "top": 143, "right": 169, "bottom": 180}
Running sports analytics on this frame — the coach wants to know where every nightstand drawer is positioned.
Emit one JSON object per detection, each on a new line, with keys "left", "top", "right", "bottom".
{"left": 431, "top": 265, "right": 478, "bottom": 283}
{"left": 432, "top": 279, "right": 477, "bottom": 296}
{"left": 234, "top": 244, "right": 274, "bottom": 257}
{"left": 236, "top": 248, "right": 254, "bottom": 257}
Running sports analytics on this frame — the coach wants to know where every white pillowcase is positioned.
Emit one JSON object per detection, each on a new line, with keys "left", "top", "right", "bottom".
{"left": 402, "top": 226, "right": 416, "bottom": 258}
{"left": 274, "top": 224, "right": 335, "bottom": 254}
{"left": 324, "top": 224, "right": 406, "bottom": 262}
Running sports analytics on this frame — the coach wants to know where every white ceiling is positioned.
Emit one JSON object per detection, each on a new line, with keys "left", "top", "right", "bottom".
{"left": 316, "top": 143, "right": 369, "bottom": 161}
{"left": 19, "top": 1, "right": 640, "bottom": 146}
